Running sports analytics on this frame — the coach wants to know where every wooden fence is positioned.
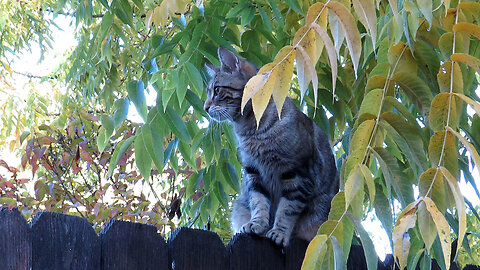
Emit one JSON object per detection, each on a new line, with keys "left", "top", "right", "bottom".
{"left": 0, "top": 207, "right": 478, "bottom": 270}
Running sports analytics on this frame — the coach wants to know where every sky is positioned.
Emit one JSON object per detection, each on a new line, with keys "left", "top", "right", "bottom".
{"left": 3, "top": 13, "right": 480, "bottom": 261}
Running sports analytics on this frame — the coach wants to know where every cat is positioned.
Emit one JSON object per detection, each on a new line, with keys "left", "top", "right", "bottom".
{"left": 204, "top": 47, "right": 339, "bottom": 247}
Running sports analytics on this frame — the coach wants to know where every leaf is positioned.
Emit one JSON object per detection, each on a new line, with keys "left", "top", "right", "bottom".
{"left": 164, "top": 106, "right": 192, "bottom": 144}
{"left": 330, "top": 236, "right": 347, "bottom": 270}
{"left": 295, "top": 45, "right": 319, "bottom": 107}
{"left": 286, "top": 0, "right": 304, "bottom": 15}
{"left": 350, "top": 119, "right": 375, "bottom": 155}
{"left": 127, "top": 80, "right": 148, "bottom": 122}
{"left": 416, "top": 0, "right": 432, "bottom": 29}
{"left": 374, "top": 189, "right": 393, "bottom": 242}
{"left": 311, "top": 23, "right": 337, "bottom": 98}
{"left": 388, "top": 42, "right": 417, "bottom": 75}
{"left": 352, "top": 0, "right": 377, "bottom": 49}
{"left": 452, "top": 93, "right": 480, "bottom": 116}
{"left": 437, "top": 61, "right": 463, "bottom": 94}
{"left": 325, "top": 1, "right": 362, "bottom": 77}
{"left": 438, "top": 166, "right": 466, "bottom": 259}
{"left": 418, "top": 201, "right": 437, "bottom": 251}
{"left": 358, "top": 164, "right": 375, "bottom": 204}
{"left": 419, "top": 168, "right": 447, "bottom": 213}
{"left": 184, "top": 62, "right": 204, "bottom": 96}
{"left": 429, "top": 93, "right": 457, "bottom": 132}
{"left": 438, "top": 33, "right": 465, "bottom": 60}
{"left": 453, "top": 22, "right": 480, "bottom": 40}
{"left": 241, "top": 73, "right": 269, "bottom": 113}
{"left": 107, "top": 136, "right": 135, "bottom": 178}
{"left": 423, "top": 197, "right": 451, "bottom": 270}
{"left": 450, "top": 53, "right": 480, "bottom": 74}
{"left": 344, "top": 165, "right": 363, "bottom": 209}
{"left": 134, "top": 127, "right": 152, "bottom": 180}
{"left": 371, "top": 147, "right": 412, "bottom": 207}
{"left": 391, "top": 72, "right": 433, "bottom": 116}
{"left": 302, "top": 234, "right": 329, "bottom": 270}
{"left": 393, "top": 211, "right": 417, "bottom": 270}
{"left": 113, "top": 98, "right": 129, "bottom": 128}
{"left": 388, "top": 0, "right": 401, "bottom": 25}
{"left": 346, "top": 212, "right": 378, "bottom": 270}
{"left": 428, "top": 131, "right": 458, "bottom": 177}
{"left": 144, "top": 113, "right": 165, "bottom": 172}
{"left": 270, "top": 46, "right": 295, "bottom": 117}
{"left": 446, "top": 126, "right": 480, "bottom": 181}
{"left": 220, "top": 161, "right": 240, "bottom": 192}
{"left": 358, "top": 89, "right": 383, "bottom": 120}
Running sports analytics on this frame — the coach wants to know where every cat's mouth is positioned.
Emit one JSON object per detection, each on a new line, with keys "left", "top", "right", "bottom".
{"left": 207, "top": 106, "right": 234, "bottom": 122}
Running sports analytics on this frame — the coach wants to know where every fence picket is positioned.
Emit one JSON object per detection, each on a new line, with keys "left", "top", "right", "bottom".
{"left": 0, "top": 208, "right": 31, "bottom": 270}
{"left": 30, "top": 211, "right": 101, "bottom": 270}
{"left": 100, "top": 220, "right": 168, "bottom": 270}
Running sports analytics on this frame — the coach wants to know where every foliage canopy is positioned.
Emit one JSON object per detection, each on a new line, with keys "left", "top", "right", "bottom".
{"left": 1, "top": 0, "right": 480, "bottom": 269}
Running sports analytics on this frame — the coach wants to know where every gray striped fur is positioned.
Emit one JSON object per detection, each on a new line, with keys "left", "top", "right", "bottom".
{"left": 204, "top": 48, "right": 339, "bottom": 247}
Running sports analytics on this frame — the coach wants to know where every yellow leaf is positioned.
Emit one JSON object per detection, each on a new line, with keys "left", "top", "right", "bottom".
{"left": 241, "top": 73, "right": 269, "bottom": 113}
{"left": 145, "top": 10, "right": 153, "bottom": 30}
{"left": 388, "top": 42, "right": 417, "bottom": 75}
{"left": 452, "top": 93, "right": 480, "bottom": 116}
{"left": 302, "top": 234, "right": 329, "bottom": 270}
{"left": 423, "top": 197, "right": 451, "bottom": 270}
{"left": 311, "top": 23, "right": 337, "bottom": 98}
{"left": 451, "top": 53, "right": 480, "bottom": 74}
{"left": 358, "top": 88, "right": 383, "bottom": 120}
{"left": 458, "top": 2, "right": 480, "bottom": 21}
{"left": 306, "top": 2, "right": 328, "bottom": 26}
{"left": 344, "top": 165, "right": 363, "bottom": 209}
{"left": 419, "top": 168, "right": 447, "bottom": 213}
{"left": 428, "top": 131, "right": 459, "bottom": 177}
{"left": 271, "top": 46, "right": 295, "bottom": 117}
{"left": 453, "top": 22, "right": 480, "bottom": 40}
{"left": 438, "top": 166, "right": 466, "bottom": 260}
{"left": 352, "top": 0, "right": 377, "bottom": 49}
{"left": 437, "top": 61, "right": 463, "bottom": 94}
{"left": 153, "top": 5, "right": 167, "bottom": 27}
{"left": 393, "top": 211, "right": 417, "bottom": 270}
{"left": 350, "top": 119, "right": 375, "bottom": 155}
{"left": 429, "top": 93, "right": 457, "bottom": 132}
{"left": 326, "top": 1, "right": 362, "bottom": 77}
{"left": 446, "top": 126, "right": 480, "bottom": 179}
{"left": 295, "top": 45, "right": 319, "bottom": 106}
{"left": 358, "top": 164, "right": 375, "bottom": 204}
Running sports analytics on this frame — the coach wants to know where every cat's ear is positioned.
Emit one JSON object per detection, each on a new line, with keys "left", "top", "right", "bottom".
{"left": 205, "top": 63, "right": 219, "bottom": 77}
{"left": 240, "top": 61, "right": 258, "bottom": 78}
{"left": 218, "top": 47, "right": 240, "bottom": 72}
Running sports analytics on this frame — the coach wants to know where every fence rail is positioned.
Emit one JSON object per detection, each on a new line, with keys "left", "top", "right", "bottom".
{"left": 0, "top": 207, "right": 478, "bottom": 270}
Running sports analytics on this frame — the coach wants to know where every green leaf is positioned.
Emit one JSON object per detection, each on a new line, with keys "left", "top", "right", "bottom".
{"left": 371, "top": 147, "right": 412, "bottom": 207}
{"left": 134, "top": 127, "right": 152, "bottom": 180}
{"left": 286, "top": 0, "right": 304, "bottom": 15}
{"left": 391, "top": 72, "right": 433, "bottom": 116}
{"left": 113, "top": 98, "right": 129, "bottom": 127}
{"left": 143, "top": 118, "right": 164, "bottom": 172}
{"left": 429, "top": 93, "right": 457, "bottom": 132}
{"left": 240, "top": 6, "right": 255, "bottom": 26}
{"left": 221, "top": 161, "right": 240, "bottom": 192}
{"left": 418, "top": 201, "right": 437, "bottom": 251}
{"left": 96, "top": 127, "right": 107, "bottom": 153}
{"left": 212, "top": 180, "right": 229, "bottom": 209}
{"left": 428, "top": 131, "right": 458, "bottom": 178}
{"left": 258, "top": 6, "right": 273, "bottom": 33}
{"left": 358, "top": 88, "right": 383, "bottom": 120}
{"left": 164, "top": 106, "right": 191, "bottom": 143}
{"left": 107, "top": 136, "right": 135, "bottom": 178}
{"left": 302, "top": 234, "right": 329, "bottom": 270}
{"left": 346, "top": 212, "right": 378, "bottom": 270}
{"left": 176, "top": 68, "right": 188, "bottom": 107}
{"left": 184, "top": 62, "right": 204, "bottom": 96}
{"left": 330, "top": 236, "right": 347, "bottom": 270}
{"left": 99, "top": 11, "right": 114, "bottom": 42}
{"left": 187, "top": 169, "right": 204, "bottom": 198}
{"left": 127, "top": 80, "right": 148, "bottom": 122}
{"left": 374, "top": 188, "right": 393, "bottom": 242}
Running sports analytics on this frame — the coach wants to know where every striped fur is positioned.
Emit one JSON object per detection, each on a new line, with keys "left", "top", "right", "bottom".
{"left": 204, "top": 48, "right": 339, "bottom": 247}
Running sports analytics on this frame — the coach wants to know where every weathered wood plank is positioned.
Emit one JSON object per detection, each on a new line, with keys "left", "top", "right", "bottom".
{"left": 100, "top": 220, "right": 168, "bottom": 270}
{"left": 228, "top": 233, "right": 285, "bottom": 270}
{"left": 0, "top": 207, "right": 31, "bottom": 270}
{"left": 169, "top": 227, "right": 228, "bottom": 270}
{"left": 30, "top": 211, "right": 100, "bottom": 270}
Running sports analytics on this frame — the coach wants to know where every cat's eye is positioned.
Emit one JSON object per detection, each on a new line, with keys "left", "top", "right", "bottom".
{"left": 213, "top": 86, "right": 221, "bottom": 96}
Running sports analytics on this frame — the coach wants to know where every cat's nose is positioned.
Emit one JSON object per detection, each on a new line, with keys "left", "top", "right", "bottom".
{"left": 204, "top": 99, "right": 212, "bottom": 112}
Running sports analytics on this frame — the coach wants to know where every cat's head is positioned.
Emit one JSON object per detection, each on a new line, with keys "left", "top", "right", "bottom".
{"left": 204, "top": 48, "right": 258, "bottom": 122}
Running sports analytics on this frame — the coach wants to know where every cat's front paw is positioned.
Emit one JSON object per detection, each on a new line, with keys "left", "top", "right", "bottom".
{"left": 240, "top": 221, "right": 268, "bottom": 235}
{"left": 266, "top": 228, "right": 289, "bottom": 247}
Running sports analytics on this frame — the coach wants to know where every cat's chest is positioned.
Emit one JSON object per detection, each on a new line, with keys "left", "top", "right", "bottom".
{"left": 237, "top": 133, "right": 289, "bottom": 168}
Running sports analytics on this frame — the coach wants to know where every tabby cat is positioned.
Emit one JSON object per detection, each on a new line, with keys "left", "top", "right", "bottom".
{"left": 204, "top": 48, "right": 338, "bottom": 247}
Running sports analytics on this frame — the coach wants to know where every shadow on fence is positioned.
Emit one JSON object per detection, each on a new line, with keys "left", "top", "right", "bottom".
{"left": 0, "top": 207, "right": 478, "bottom": 270}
